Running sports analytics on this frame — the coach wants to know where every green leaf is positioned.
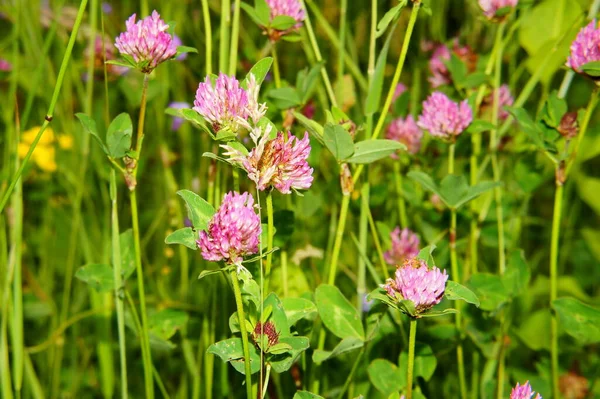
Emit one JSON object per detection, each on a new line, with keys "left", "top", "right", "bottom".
{"left": 367, "top": 359, "right": 406, "bottom": 396}
{"left": 299, "top": 62, "right": 323, "bottom": 104}
{"left": 517, "top": 309, "right": 551, "bottom": 351}
{"left": 75, "top": 264, "right": 114, "bottom": 292}
{"left": 446, "top": 53, "right": 467, "bottom": 87}
{"left": 323, "top": 124, "right": 355, "bottom": 161}
{"left": 241, "top": 2, "right": 266, "bottom": 26}
{"left": 502, "top": 250, "right": 530, "bottom": 297}
{"left": 553, "top": 298, "right": 600, "bottom": 344}
{"left": 399, "top": 343, "right": 437, "bottom": 381}
{"left": 271, "top": 15, "right": 297, "bottom": 30}
{"left": 541, "top": 91, "right": 568, "bottom": 128}
{"left": 176, "top": 190, "right": 215, "bottom": 231}
{"left": 267, "top": 342, "right": 293, "bottom": 355}
{"left": 445, "top": 280, "right": 480, "bottom": 307}
{"left": 506, "top": 106, "right": 546, "bottom": 149}
{"left": 293, "top": 391, "right": 325, "bottom": 399}
{"left": 263, "top": 293, "right": 289, "bottom": 337}
{"left": 457, "top": 180, "right": 500, "bottom": 209}
{"left": 312, "top": 336, "right": 363, "bottom": 364}
{"left": 106, "top": 113, "right": 133, "bottom": 159}
{"left": 293, "top": 111, "right": 325, "bottom": 144}
{"left": 244, "top": 57, "right": 273, "bottom": 87}
{"left": 165, "top": 227, "right": 197, "bottom": 250}
{"left": 75, "top": 113, "right": 108, "bottom": 154}
{"left": 462, "top": 72, "right": 489, "bottom": 89}
{"left": 106, "top": 59, "right": 134, "bottom": 68}
{"left": 208, "top": 338, "right": 261, "bottom": 375}
{"left": 282, "top": 297, "right": 317, "bottom": 325}
{"left": 439, "top": 175, "right": 469, "bottom": 208}
{"left": 266, "top": 87, "right": 302, "bottom": 109}
{"left": 254, "top": 0, "right": 271, "bottom": 25}
{"left": 269, "top": 336, "right": 310, "bottom": 373}
{"left": 148, "top": 309, "right": 188, "bottom": 340}
{"left": 315, "top": 284, "right": 364, "bottom": 340}
{"left": 466, "top": 119, "right": 495, "bottom": 134}
{"left": 467, "top": 273, "right": 509, "bottom": 311}
{"left": 418, "top": 308, "right": 458, "bottom": 318}
{"left": 407, "top": 171, "right": 440, "bottom": 198}
{"left": 120, "top": 229, "right": 135, "bottom": 280}
{"left": 365, "top": 23, "right": 395, "bottom": 115}
{"left": 198, "top": 268, "right": 226, "bottom": 280}
{"left": 176, "top": 45, "right": 198, "bottom": 56}
{"left": 416, "top": 244, "right": 437, "bottom": 265}
{"left": 179, "top": 108, "right": 213, "bottom": 134}
{"left": 581, "top": 61, "right": 600, "bottom": 77}
{"left": 345, "top": 139, "right": 406, "bottom": 164}
{"left": 376, "top": 1, "right": 406, "bottom": 35}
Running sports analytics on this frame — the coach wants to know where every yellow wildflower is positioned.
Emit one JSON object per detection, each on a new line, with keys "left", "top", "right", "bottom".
{"left": 18, "top": 126, "right": 72, "bottom": 173}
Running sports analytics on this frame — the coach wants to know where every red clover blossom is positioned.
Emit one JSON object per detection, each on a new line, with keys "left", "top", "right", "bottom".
{"left": 417, "top": 92, "right": 473, "bottom": 140}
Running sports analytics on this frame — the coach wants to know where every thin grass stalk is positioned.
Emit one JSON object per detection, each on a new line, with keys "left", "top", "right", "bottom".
{"left": 0, "top": 0, "right": 89, "bottom": 213}
{"left": 304, "top": 0, "right": 368, "bottom": 91}
{"left": 357, "top": 184, "right": 369, "bottom": 312}
{"left": 353, "top": 1, "right": 421, "bottom": 184}
{"left": 335, "top": 347, "right": 365, "bottom": 399}
{"left": 549, "top": 89, "right": 599, "bottom": 398}
{"left": 271, "top": 43, "right": 282, "bottom": 89}
{"left": 110, "top": 170, "right": 128, "bottom": 398}
{"left": 219, "top": 0, "right": 231, "bottom": 72}
{"left": 129, "top": 74, "right": 154, "bottom": 399}
{"left": 265, "top": 191, "right": 275, "bottom": 293}
{"left": 300, "top": 0, "right": 338, "bottom": 106}
{"left": 449, "top": 143, "right": 467, "bottom": 399}
{"left": 228, "top": 0, "right": 241, "bottom": 75}
{"left": 201, "top": 0, "right": 213, "bottom": 75}
{"left": 336, "top": 0, "right": 348, "bottom": 84}
{"left": 230, "top": 271, "right": 254, "bottom": 399}
{"left": 393, "top": 162, "right": 408, "bottom": 227}
{"left": 260, "top": 364, "right": 272, "bottom": 399}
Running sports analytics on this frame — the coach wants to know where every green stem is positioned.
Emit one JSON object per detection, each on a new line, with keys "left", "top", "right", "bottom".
{"left": 230, "top": 271, "right": 253, "bottom": 399}
{"left": 336, "top": 0, "right": 348, "bottom": 84}
{"left": 353, "top": 1, "right": 421, "bottom": 184}
{"left": 110, "top": 170, "right": 128, "bottom": 399}
{"left": 271, "top": 43, "right": 282, "bottom": 89}
{"left": 228, "top": 0, "right": 241, "bottom": 75}
{"left": 219, "top": 0, "right": 231, "bottom": 72}
{"left": 260, "top": 364, "right": 271, "bottom": 399}
{"left": 366, "top": 202, "right": 389, "bottom": 280}
{"left": 549, "top": 183, "right": 563, "bottom": 399}
{"left": 201, "top": 0, "right": 213, "bottom": 75}
{"left": 265, "top": 191, "right": 274, "bottom": 293}
{"left": 406, "top": 318, "right": 417, "bottom": 399}
{"left": 130, "top": 73, "right": 154, "bottom": 399}
{"left": 490, "top": 22, "right": 507, "bottom": 276}
{"left": 449, "top": 143, "right": 467, "bottom": 399}
{"left": 393, "top": 162, "right": 408, "bottom": 228}
{"left": 303, "top": 0, "right": 368, "bottom": 91}
{"left": 281, "top": 250, "right": 289, "bottom": 297}
{"left": 328, "top": 194, "right": 351, "bottom": 285}
{"left": 357, "top": 183, "right": 369, "bottom": 312}
{"left": 300, "top": 0, "right": 338, "bottom": 106}
{"left": 565, "top": 89, "right": 599, "bottom": 178}
{"left": 0, "top": 0, "right": 89, "bottom": 213}
{"left": 496, "top": 338, "right": 506, "bottom": 399}
{"left": 335, "top": 348, "right": 365, "bottom": 399}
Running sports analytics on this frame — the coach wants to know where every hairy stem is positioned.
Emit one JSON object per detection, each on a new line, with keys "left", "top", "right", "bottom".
{"left": 406, "top": 318, "right": 417, "bottom": 399}
{"left": 230, "top": 271, "right": 253, "bottom": 399}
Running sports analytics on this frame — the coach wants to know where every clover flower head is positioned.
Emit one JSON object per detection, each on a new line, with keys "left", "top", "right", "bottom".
{"left": 510, "top": 381, "right": 542, "bottom": 399}
{"left": 385, "top": 116, "right": 423, "bottom": 156}
{"left": 478, "top": 0, "right": 518, "bottom": 19}
{"left": 384, "top": 228, "right": 420, "bottom": 266}
{"left": 223, "top": 125, "right": 314, "bottom": 194}
{"left": 193, "top": 73, "right": 250, "bottom": 133}
{"left": 196, "top": 191, "right": 261, "bottom": 268}
{"left": 428, "top": 41, "right": 477, "bottom": 88}
{"left": 382, "top": 258, "right": 449, "bottom": 314}
{"left": 567, "top": 20, "right": 600, "bottom": 75}
{"left": 114, "top": 10, "right": 177, "bottom": 73}
{"left": 482, "top": 84, "right": 514, "bottom": 120}
{"left": 253, "top": 321, "right": 280, "bottom": 347}
{"left": 266, "top": 0, "right": 305, "bottom": 28}
{"left": 417, "top": 92, "right": 473, "bottom": 140}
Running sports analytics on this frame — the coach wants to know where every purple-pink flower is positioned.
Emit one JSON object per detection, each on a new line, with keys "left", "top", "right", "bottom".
{"left": 223, "top": 125, "right": 314, "bottom": 194}
{"left": 114, "top": 10, "right": 177, "bottom": 73}
{"left": 417, "top": 92, "right": 473, "bottom": 140}
{"left": 382, "top": 258, "right": 448, "bottom": 314}
{"left": 567, "top": 20, "right": 600, "bottom": 75}
{"left": 197, "top": 191, "right": 261, "bottom": 267}
{"left": 428, "top": 41, "right": 478, "bottom": 88}
{"left": 510, "top": 381, "right": 542, "bottom": 399}
{"left": 193, "top": 73, "right": 250, "bottom": 133}
{"left": 482, "top": 84, "right": 514, "bottom": 120}
{"left": 0, "top": 59, "right": 12, "bottom": 72}
{"left": 385, "top": 116, "right": 422, "bottom": 156}
{"left": 266, "top": 0, "right": 305, "bottom": 28}
{"left": 384, "top": 227, "right": 420, "bottom": 266}
{"left": 478, "top": 0, "right": 518, "bottom": 19}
